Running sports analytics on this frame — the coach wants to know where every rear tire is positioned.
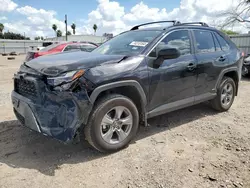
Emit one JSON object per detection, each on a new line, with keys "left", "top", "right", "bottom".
{"left": 210, "top": 76, "right": 236, "bottom": 112}
{"left": 84, "top": 94, "right": 139, "bottom": 153}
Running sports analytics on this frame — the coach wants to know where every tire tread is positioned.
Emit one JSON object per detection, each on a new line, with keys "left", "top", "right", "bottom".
{"left": 210, "top": 76, "right": 236, "bottom": 112}
{"left": 84, "top": 94, "right": 138, "bottom": 152}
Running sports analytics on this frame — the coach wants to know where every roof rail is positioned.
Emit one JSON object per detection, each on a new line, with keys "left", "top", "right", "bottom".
{"left": 131, "top": 21, "right": 180, "bottom": 30}
{"left": 175, "top": 22, "right": 209, "bottom": 27}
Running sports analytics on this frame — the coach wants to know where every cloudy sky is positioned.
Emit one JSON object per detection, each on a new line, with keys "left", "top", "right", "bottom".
{"left": 0, "top": 0, "right": 249, "bottom": 39}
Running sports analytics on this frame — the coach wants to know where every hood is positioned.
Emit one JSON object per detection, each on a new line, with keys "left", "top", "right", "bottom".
{"left": 25, "top": 51, "right": 126, "bottom": 76}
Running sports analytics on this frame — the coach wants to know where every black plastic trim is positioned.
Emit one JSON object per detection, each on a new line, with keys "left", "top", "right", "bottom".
{"left": 89, "top": 80, "right": 147, "bottom": 107}
{"left": 176, "top": 22, "right": 209, "bottom": 27}
{"left": 131, "top": 21, "right": 179, "bottom": 30}
{"left": 215, "top": 67, "right": 239, "bottom": 89}
{"left": 147, "top": 92, "right": 216, "bottom": 119}
{"left": 147, "top": 97, "right": 194, "bottom": 118}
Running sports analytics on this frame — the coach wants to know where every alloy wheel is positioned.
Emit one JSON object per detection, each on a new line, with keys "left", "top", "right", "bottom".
{"left": 221, "top": 83, "right": 234, "bottom": 107}
{"left": 100, "top": 106, "right": 133, "bottom": 144}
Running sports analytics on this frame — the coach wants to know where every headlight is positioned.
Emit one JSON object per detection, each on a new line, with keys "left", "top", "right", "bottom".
{"left": 47, "top": 70, "right": 85, "bottom": 87}
{"left": 244, "top": 60, "right": 250, "bottom": 65}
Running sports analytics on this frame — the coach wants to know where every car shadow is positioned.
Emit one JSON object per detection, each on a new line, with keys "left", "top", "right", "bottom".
{"left": 0, "top": 103, "right": 217, "bottom": 176}
{"left": 241, "top": 76, "right": 250, "bottom": 81}
{"left": 137, "top": 102, "right": 217, "bottom": 141}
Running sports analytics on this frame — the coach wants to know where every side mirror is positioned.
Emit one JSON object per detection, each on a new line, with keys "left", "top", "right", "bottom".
{"left": 158, "top": 48, "right": 180, "bottom": 60}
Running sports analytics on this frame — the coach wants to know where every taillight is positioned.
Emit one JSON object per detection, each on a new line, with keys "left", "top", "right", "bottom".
{"left": 33, "top": 52, "right": 40, "bottom": 59}
{"left": 241, "top": 51, "right": 245, "bottom": 57}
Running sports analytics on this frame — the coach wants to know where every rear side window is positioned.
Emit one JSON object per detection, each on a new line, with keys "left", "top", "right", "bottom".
{"left": 214, "top": 33, "right": 230, "bottom": 51}
{"left": 42, "top": 42, "right": 53, "bottom": 47}
{"left": 39, "top": 43, "right": 60, "bottom": 52}
{"left": 193, "top": 30, "right": 215, "bottom": 53}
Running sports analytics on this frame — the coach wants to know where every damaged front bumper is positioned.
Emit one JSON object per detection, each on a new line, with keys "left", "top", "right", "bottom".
{"left": 242, "top": 63, "right": 250, "bottom": 76}
{"left": 11, "top": 87, "right": 92, "bottom": 142}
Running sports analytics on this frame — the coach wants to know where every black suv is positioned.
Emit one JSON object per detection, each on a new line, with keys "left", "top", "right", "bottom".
{"left": 12, "top": 21, "right": 243, "bottom": 152}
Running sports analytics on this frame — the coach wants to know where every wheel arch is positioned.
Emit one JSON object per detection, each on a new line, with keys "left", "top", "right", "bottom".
{"left": 89, "top": 80, "right": 147, "bottom": 124}
{"left": 216, "top": 67, "right": 240, "bottom": 96}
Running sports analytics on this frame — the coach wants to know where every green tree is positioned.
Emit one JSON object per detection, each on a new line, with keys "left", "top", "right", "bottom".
{"left": 57, "top": 30, "right": 62, "bottom": 37}
{"left": 52, "top": 24, "right": 57, "bottom": 36}
{"left": 0, "top": 31, "right": 29, "bottom": 40}
{"left": 34, "top": 36, "right": 41, "bottom": 40}
{"left": 67, "top": 31, "right": 72, "bottom": 35}
{"left": 221, "top": 30, "right": 239, "bottom": 35}
{"left": 71, "top": 23, "right": 76, "bottom": 35}
{"left": 0, "top": 23, "right": 4, "bottom": 34}
{"left": 41, "top": 36, "right": 44, "bottom": 40}
{"left": 93, "top": 24, "right": 97, "bottom": 35}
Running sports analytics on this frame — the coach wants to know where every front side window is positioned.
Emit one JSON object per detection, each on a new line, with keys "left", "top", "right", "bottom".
{"left": 214, "top": 32, "right": 230, "bottom": 51}
{"left": 193, "top": 30, "right": 215, "bottom": 53}
{"left": 92, "top": 30, "right": 161, "bottom": 56}
{"left": 149, "top": 30, "right": 191, "bottom": 57}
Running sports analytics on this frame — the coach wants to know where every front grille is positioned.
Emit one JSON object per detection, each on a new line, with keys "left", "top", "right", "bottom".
{"left": 14, "top": 109, "right": 25, "bottom": 125}
{"left": 14, "top": 78, "right": 37, "bottom": 98}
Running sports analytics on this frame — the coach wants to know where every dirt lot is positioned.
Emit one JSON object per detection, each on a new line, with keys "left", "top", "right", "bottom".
{"left": 0, "top": 55, "right": 249, "bottom": 188}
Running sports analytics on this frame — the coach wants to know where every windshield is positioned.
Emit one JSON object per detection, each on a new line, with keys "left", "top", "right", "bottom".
{"left": 92, "top": 30, "right": 162, "bottom": 55}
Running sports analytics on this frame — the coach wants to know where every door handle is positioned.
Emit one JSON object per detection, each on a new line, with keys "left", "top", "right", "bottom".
{"left": 218, "top": 56, "right": 226, "bottom": 62}
{"left": 187, "top": 63, "right": 196, "bottom": 71}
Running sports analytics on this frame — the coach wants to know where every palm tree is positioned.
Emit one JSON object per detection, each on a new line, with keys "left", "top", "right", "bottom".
{"left": 67, "top": 31, "right": 72, "bottom": 35}
{"left": 93, "top": 24, "right": 97, "bottom": 35}
{"left": 71, "top": 23, "right": 76, "bottom": 35}
{"left": 57, "top": 30, "right": 62, "bottom": 37}
{"left": 52, "top": 24, "right": 57, "bottom": 36}
{"left": 0, "top": 23, "right": 4, "bottom": 34}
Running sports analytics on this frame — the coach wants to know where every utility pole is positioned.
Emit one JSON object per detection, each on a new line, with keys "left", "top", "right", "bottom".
{"left": 24, "top": 32, "right": 26, "bottom": 53}
{"left": 65, "top": 14, "right": 68, "bottom": 41}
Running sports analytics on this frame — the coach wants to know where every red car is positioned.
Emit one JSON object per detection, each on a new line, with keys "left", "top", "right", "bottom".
{"left": 25, "top": 41, "right": 98, "bottom": 61}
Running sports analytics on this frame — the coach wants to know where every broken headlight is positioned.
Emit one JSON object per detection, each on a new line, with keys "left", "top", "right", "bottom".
{"left": 47, "top": 70, "right": 85, "bottom": 90}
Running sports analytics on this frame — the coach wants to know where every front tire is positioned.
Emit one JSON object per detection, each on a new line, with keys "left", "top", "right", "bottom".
{"left": 242, "top": 65, "right": 249, "bottom": 77}
{"left": 84, "top": 94, "right": 139, "bottom": 153}
{"left": 210, "top": 76, "right": 236, "bottom": 112}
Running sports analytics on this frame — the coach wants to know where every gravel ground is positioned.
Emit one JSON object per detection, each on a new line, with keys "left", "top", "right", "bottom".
{"left": 0, "top": 55, "right": 250, "bottom": 188}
